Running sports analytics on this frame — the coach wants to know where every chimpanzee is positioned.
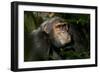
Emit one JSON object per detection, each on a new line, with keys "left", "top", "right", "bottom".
{"left": 26, "top": 17, "right": 88, "bottom": 61}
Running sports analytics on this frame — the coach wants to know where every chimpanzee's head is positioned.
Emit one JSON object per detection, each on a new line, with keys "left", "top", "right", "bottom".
{"left": 41, "top": 17, "right": 71, "bottom": 48}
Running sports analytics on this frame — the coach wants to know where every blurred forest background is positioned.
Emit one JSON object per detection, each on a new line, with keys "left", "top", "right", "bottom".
{"left": 24, "top": 11, "right": 90, "bottom": 61}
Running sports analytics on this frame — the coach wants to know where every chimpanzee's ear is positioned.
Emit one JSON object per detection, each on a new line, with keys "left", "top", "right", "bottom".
{"left": 43, "top": 24, "right": 49, "bottom": 34}
{"left": 41, "top": 20, "right": 51, "bottom": 34}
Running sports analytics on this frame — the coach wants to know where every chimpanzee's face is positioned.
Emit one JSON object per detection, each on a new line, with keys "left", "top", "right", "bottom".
{"left": 42, "top": 17, "right": 71, "bottom": 48}
{"left": 50, "top": 18, "right": 71, "bottom": 48}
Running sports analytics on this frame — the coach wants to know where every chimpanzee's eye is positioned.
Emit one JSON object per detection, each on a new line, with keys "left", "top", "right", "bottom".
{"left": 56, "top": 25, "right": 61, "bottom": 28}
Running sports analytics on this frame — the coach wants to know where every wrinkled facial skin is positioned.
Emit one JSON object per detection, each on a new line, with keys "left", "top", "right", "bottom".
{"left": 51, "top": 20, "right": 71, "bottom": 48}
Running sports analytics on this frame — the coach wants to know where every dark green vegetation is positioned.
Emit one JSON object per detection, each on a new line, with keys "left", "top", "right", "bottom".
{"left": 24, "top": 11, "right": 90, "bottom": 61}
